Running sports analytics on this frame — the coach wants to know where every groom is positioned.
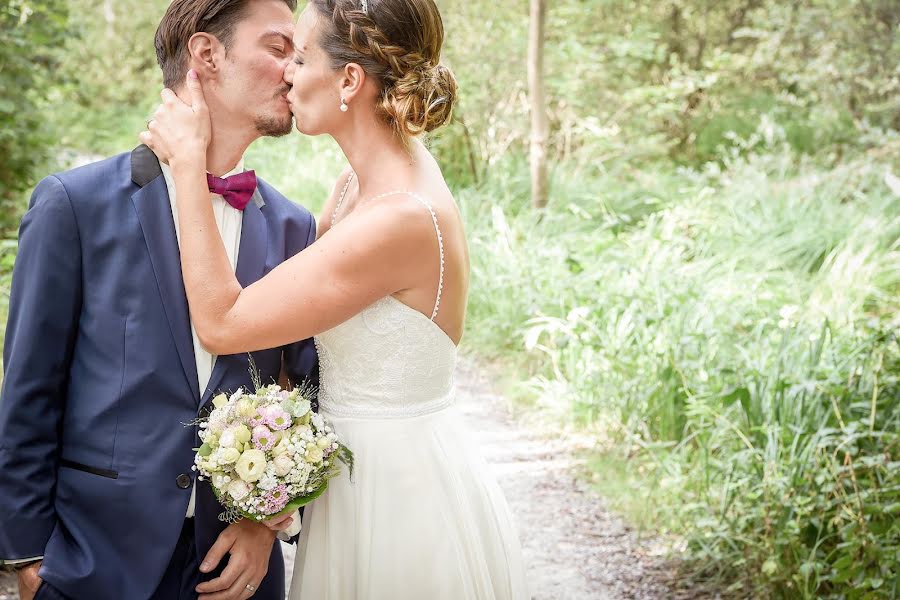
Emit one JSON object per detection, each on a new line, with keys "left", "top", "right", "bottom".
{"left": 0, "top": 1, "right": 313, "bottom": 599}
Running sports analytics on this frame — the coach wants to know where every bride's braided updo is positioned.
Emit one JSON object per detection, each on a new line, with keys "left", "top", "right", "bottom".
{"left": 310, "top": 0, "right": 457, "bottom": 137}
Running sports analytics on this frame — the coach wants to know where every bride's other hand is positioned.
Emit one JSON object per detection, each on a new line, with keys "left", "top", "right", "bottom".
{"left": 262, "top": 512, "right": 295, "bottom": 532}
{"left": 139, "top": 69, "right": 210, "bottom": 168}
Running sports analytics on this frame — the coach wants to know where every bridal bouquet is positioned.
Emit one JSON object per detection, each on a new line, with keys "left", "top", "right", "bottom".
{"left": 193, "top": 381, "right": 352, "bottom": 522}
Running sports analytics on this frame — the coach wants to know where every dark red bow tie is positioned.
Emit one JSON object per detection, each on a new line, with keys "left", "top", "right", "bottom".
{"left": 207, "top": 170, "right": 257, "bottom": 211}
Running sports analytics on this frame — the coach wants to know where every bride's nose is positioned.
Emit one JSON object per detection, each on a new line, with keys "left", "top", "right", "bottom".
{"left": 283, "top": 61, "right": 295, "bottom": 85}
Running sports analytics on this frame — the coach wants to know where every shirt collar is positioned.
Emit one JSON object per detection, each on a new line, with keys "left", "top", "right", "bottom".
{"left": 158, "top": 157, "right": 246, "bottom": 192}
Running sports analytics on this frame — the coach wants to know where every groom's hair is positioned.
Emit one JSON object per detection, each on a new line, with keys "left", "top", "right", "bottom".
{"left": 155, "top": 0, "right": 298, "bottom": 88}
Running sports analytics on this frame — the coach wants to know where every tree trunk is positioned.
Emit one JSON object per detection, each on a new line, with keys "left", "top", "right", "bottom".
{"left": 103, "top": 0, "right": 115, "bottom": 36}
{"left": 527, "top": 0, "right": 549, "bottom": 209}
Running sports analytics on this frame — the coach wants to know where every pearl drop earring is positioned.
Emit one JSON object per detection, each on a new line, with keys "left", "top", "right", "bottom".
{"left": 340, "top": 98, "right": 348, "bottom": 112}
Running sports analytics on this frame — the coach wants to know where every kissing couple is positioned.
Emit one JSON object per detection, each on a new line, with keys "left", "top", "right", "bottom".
{"left": 0, "top": 0, "right": 528, "bottom": 599}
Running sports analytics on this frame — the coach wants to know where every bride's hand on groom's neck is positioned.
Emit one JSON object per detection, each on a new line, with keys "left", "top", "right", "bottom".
{"left": 141, "top": 70, "right": 211, "bottom": 171}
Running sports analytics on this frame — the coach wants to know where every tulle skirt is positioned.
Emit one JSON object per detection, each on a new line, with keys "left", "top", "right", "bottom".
{"left": 289, "top": 405, "right": 529, "bottom": 600}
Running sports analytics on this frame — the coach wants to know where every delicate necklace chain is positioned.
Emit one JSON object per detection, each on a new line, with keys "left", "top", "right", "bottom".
{"left": 331, "top": 171, "right": 409, "bottom": 227}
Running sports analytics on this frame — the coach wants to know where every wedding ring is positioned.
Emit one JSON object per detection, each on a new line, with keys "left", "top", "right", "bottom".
{"left": 246, "top": 583, "right": 257, "bottom": 592}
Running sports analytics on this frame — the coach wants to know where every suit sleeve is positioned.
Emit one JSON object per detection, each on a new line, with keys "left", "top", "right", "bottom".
{"left": 281, "top": 211, "right": 319, "bottom": 394}
{"left": 0, "top": 176, "right": 82, "bottom": 560}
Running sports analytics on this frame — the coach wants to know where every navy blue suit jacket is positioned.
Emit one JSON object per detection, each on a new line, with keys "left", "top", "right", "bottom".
{"left": 0, "top": 146, "right": 318, "bottom": 599}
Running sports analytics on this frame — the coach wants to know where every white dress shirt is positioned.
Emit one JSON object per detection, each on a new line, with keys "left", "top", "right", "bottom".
{"left": 161, "top": 159, "right": 244, "bottom": 518}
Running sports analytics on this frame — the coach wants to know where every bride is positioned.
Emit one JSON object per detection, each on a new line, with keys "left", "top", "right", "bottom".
{"left": 141, "top": 0, "right": 528, "bottom": 597}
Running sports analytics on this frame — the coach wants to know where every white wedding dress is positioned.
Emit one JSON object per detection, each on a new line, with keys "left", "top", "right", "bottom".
{"left": 289, "top": 183, "right": 528, "bottom": 600}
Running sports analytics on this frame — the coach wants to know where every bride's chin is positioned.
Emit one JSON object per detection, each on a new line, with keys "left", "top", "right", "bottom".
{"left": 294, "top": 121, "right": 324, "bottom": 137}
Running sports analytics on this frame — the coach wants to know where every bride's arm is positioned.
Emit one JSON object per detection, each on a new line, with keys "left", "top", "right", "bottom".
{"left": 173, "top": 171, "right": 432, "bottom": 354}
{"left": 142, "top": 73, "right": 436, "bottom": 355}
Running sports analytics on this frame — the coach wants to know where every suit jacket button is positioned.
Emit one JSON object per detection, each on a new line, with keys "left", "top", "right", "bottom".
{"left": 176, "top": 474, "right": 192, "bottom": 489}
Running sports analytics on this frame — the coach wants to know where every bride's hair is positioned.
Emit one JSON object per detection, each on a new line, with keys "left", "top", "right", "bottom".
{"left": 310, "top": 0, "right": 457, "bottom": 138}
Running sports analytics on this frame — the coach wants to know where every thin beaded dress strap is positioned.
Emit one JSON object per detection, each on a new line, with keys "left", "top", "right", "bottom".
{"left": 331, "top": 171, "right": 355, "bottom": 228}
{"left": 401, "top": 191, "right": 445, "bottom": 321}
{"left": 330, "top": 171, "right": 445, "bottom": 321}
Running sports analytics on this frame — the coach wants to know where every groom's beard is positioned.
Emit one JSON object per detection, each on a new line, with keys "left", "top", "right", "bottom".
{"left": 255, "top": 87, "right": 294, "bottom": 137}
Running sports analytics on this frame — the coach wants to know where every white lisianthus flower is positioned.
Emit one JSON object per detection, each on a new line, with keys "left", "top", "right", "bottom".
{"left": 218, "top": 447, "right": 241, "bottom": 464}
{"left": 316, "top": 436, "right": 331, "bottom": 449}
{"left": 235, "top": 449, "right": 267, "bottom": 482}
{"left": 273, "top": 454, "right": 294, "bottom": 477}
{"left": 227, "top": 479, "right": 251, "bottom": 501}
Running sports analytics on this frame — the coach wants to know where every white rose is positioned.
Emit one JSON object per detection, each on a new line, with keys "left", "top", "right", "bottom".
{"left": 218, "top": 429, "right": 237, "bottom": 449}
{"left": 227, "top": 479, "right": 251, "bottom": 501}
{"left": 273, "top": 454, "right": 294, "bottom": 477}
{"left": 235, "top": 449, "right": 267, "bottom": 483}
{"left": 305, "top": 445, "right": 324, "bottom": 464}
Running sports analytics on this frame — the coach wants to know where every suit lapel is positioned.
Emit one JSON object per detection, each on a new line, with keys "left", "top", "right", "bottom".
{"left": 199, "top": 189, "right": 268, "bottom": 410}
{"left": 129, "top": 145, "right": 201, "bottom": 400}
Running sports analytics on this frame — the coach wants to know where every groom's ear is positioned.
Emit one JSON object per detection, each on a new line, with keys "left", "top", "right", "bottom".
{"left": 186, "top": 32, "right": 224, "bottom": 79}
{"left": 339, "top": 63, "right": 366, "bottom": 103}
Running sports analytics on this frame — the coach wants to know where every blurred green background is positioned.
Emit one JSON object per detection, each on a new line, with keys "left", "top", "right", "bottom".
{"left": 1, "top": 0, "right": 898, "bottom": 597}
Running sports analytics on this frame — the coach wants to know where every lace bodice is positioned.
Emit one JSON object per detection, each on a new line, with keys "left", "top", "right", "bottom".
{"left": 315, "top": 297, "right": 457, "bottom": 418}
{"left": 315, "top": 173, "right": 457, "bottom": 418}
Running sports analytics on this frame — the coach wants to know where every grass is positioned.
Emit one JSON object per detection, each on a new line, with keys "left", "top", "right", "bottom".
{"left": 458, "top": 130, "right": 900, "bottom": 597}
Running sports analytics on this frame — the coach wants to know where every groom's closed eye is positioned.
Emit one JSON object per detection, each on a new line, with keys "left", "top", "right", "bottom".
{"left": 260, "top": 30, "right": 293, "bottom": 56}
